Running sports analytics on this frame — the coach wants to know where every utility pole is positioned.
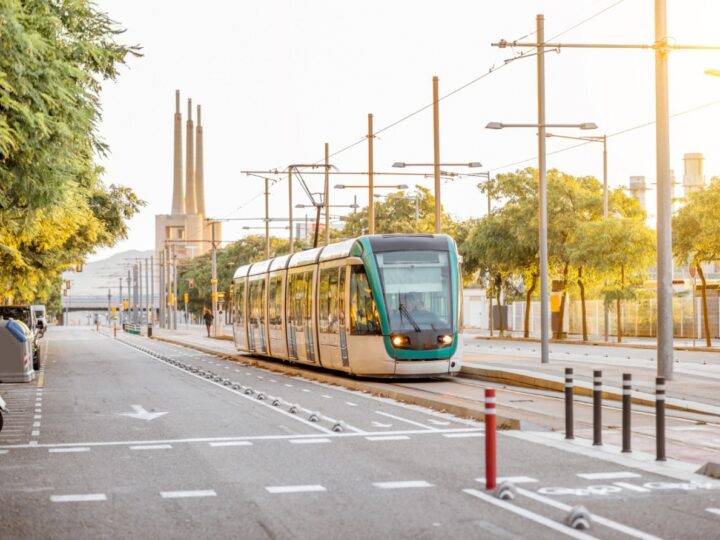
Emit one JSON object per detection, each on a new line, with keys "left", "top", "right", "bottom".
{"left": 150, "top": 255, "right": 154, "bottom": 326}
{"left": 171, "top": 245, "right": 178, "bottom": 330}
{"left": 211, "top": 221, "right": 219, "bottom": 337}
{"left": 324, "top": 142, "right": 330, "bottom": 245}
{"left": 264, "top": 177, "right": 270, "bottom": 259}
{"left": 138, "top": 259, "right": 143, "bottom": 324}
{"left": 368, "top": 113, "right": 375, "bottom": 234}
{"left": 159, "top": 251, "right": 165, "bottom": 329}
{"left": 145, "top": 258, "right": 149, "bottom": 326}
{"left": 288, "top": 169, "right": 294, "bottom": 254}
{"left": 133, "top": 264, "right": 139, "bottom": 324}
{"left": 119, "top": 277, "right": 123, "bottom": 325}
{"left": 107, "top": 288, "right": 111, "bottom": 323}
{"left": 432, "top": 75, "right": 441, "bottom": 234}
{"left": 127, "top": 270, "right": 131, "bottom": 324}
{"left": 602, "top": 135, "right": 610, "bottom": 343}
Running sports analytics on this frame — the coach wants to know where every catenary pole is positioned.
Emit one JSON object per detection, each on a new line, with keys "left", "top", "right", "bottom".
{"left": 433, "top": 76, "right": 441, "bottom": 234}
{"left": 368, "top": 114, "right": 375, "bottom": 234}
{"left": 537, "top": 14, "right": 550, "bottom": 364}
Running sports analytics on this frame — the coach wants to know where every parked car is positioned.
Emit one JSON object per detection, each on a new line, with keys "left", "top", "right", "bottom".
{"left": 31, "top": 304, "right": 47, "bottom": 335}
{"left": 0, "top": 306, "right": 40, "bottom": 370}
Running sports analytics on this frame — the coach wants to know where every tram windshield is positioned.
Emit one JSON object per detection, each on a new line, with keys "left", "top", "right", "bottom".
{"left": 375, "top": 250, "right": 452, "bottom": 332}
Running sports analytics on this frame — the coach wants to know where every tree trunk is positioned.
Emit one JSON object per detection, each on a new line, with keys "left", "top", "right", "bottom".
{"left": 555, "top": 262, "right": 569, "bottom": 339}
{"left": 696, "top": 263, "right": 712, "bottom": 347}
{"left": 496, "top": 276, "right": 504, "bottom": 337}
{"left": 523, "top": 273, "right": 538, "bottom": 338}
{"left": 617, "top": 264, "right": 624, "bottom": 344}
{"left": 578, "top": 267, "right": 588, "bottom": 341}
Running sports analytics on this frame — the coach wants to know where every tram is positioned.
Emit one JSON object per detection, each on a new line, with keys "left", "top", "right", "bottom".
{"left": 231, "top": 234, "right": 462, "bottom": 378}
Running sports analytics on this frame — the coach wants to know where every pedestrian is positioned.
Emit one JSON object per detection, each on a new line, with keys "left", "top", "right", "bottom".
{"left": 203, "top": 308, "right": 214, "bottom": 337}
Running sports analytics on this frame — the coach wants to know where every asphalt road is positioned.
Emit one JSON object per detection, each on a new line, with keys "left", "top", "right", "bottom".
{"left": 0, "top": 327, "right": 718, "bottom": 539}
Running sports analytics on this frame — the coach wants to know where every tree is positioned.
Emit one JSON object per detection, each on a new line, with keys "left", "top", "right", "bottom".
{"left": 673, "top": 178, "right": 720, "bottom": 347}
{"left": 0, "top": 1, "right": 143, "bottom": 307}
{"left": 568, "top": 218, "right": 655, "bottom": 343}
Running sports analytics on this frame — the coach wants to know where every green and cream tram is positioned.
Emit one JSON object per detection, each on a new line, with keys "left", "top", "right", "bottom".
{"left": 232, "top": 234, "right": 462, "bottom": 377}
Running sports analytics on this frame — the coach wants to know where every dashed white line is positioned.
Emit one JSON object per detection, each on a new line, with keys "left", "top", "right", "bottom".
{"left": 31, "top": 430, "right": 39, "bottom": 437}
{"left": 49, "top": 447, "right": 90, "bottom": 453}
{"left": 706, "top": 508, "right": 720, "bottom": 516}
{"left": 373, "top": 480, "right": 433, "bottom": 489}
{"left": 614, "top": 482, "right": 650, "bottom": 493}
{"left": 464, "top": 489, "right": 597, "bottom": 539}
{"left": 428, "top": 419, "right": 451, "bottom": 426}
{"left": 321, "top": 395, "right": 332, "bottom": 399}
{"left": 365, "top": 435, "right": 410, "bottom": 441}
{"left": 290, "top": 438, "right": 331, "bottom": 445}
{"left": 476, "top": 476, "right": 539, "bottom": 484}
{"left": 285, "top": 384, "right": 294, "bottom": 388}
{"left": 33, "top": 422, "right": 40, "bottom": 428}
{"left": 130, "top": 444, "right": 172, "bottom": 451}
{"left": 0, "top": 450, "right": 8, "bottom": 455}
{"left": 51, "top": 494, "right": 107, "bottom": 503}
{"left": 345, "top": 401, "right": 358, "bottom": 407}
{"left": 443, "top": 432, "right": 484, "bottom": 438}
{"left": 266, "top": 485, "right": 326, "bottom": 494}
{"left": 270, "top": 379, "right": 277, "bottom": 383}
{"left": 209, "top": 441, "right": 253, "bottom": 447}
{"left": 376, "top": 411, "right": 438, "bottom": 431}
{"left": 161, "top": 490, "right": 217, "bottom": 499}
{"left": 34, "top": 415, "right": 41, "bottom": 420}
{"left": 577, "top": 472, "right": 641, "bottom": 480}
{"left": 301, "top": 389, "right": 311, "bottom": 393}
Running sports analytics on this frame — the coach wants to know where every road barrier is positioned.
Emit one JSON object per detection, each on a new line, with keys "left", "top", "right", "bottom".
{"left": 484, "top": 388, "right": 497, "bottom": 491}
{"left": 593, "top": 370, "right": 602, "bottom": 446}
{"left": 622, "top": 373, "right": 632, "bottom": 453}
{"left": 656, "top": 376, "right": 666, "bottom": 461}
{"left": 564, "top": 367, "right": 574, "bottom": 440}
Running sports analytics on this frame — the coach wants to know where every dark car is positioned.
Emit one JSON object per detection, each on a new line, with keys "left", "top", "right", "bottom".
{"left": 0, "top": 306, "right": 40, "bottom": 370}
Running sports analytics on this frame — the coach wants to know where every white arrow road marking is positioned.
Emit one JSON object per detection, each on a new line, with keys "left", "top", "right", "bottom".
{"left": 116, "top": 405, "right": 168, "bottom": 421}
{"left": 371, "top": 421, "right": 393, "bottom": 428}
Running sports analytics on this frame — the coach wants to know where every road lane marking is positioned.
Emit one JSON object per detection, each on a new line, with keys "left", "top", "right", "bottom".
{"left": 373, "top": 481, "right": 433, "bottom": 489}
{"left": 516, "top": 487, "right": 662, "bottom": 540}
{"left": 266, "top": 485, "right": 326, "bottom": 494}
{"left": 345, "top": 401, "right": 358, "bottom": 407}
{"left": 365, "top": 435, "right": 410, "bottom": 441}
{"left": 371, "top": 421, "right": 392, "bottom": 428}
{"left": 476, "top": 476, "right": 539, "bottom": 484}
{"left": 34, "top": 415, "right": 41, "bottom": 420}
{"left": 321, "top": 395, "right": 332, "bottom": 399}
{"left": 161, "top": 490, "right": 217, "bottom": 499}
{"left": 428, "top": 419, "right": 451, "bottom": 426}
{"left": 464, "top": 489, "right": 597, "bottom": 540}
{"left": 577, "top": 472, "right": 641, "bottom": 480}
{"left": 614, "top": 482, "right": 650, "bottom": 493}
{"left": 31, "top": 430, "right": 39, "bottom": 436}
{"left": 290, "top": 438, "right": 331, "bottom": 445}
{"left": 0, "top": 450, "right": 8, "bottom": 455}
{"left": 285, "top": 384, "right": 293, "bottom": 388}
{"left": 301, "top": 389, "right": 311, "bottom": 393}
{"left": 376, "top": 411, "right": 438, "bottom": 431}
{"left": 49, "top": 447, "right": 90, "bottom": 453}
{"left": 130, "top": 444, "right": 172, "bottom": 450}
{"left": 33, "top": 422, "right": 40, "bottom": 428}
{"left": 209, "top": 441, "right": 253, "bottom": 447}
{"left": 443, "top": 432, "right": 484, "bottom": 438}
{"left": 51, "top": 494, "right": 107, "bottom": 503}
{"left": 706, "top": 508, "right": 720, "bottom": 516}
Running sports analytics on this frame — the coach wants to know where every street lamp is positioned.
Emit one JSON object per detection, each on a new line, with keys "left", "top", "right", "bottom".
{"left": 393, "top": 162, "right": 482, "bottom": 168}
{"left": 335, "top": 184, "right": 409, "bottom": 189}
{"left": 486, "top": 120, "right": 597, "bottom": 365}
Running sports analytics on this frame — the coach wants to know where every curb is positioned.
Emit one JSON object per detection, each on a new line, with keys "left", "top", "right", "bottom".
{"left": 460, "top": 364, "right": 719, "bottom": 417}
{"left": 472, "top": 335, "right": 720, "bottom": 353}
{"left": 151, "top": 335, "right": 520, "bottom": 430}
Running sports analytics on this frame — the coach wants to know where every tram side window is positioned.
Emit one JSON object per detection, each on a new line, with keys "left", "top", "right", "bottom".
{"left": 233, "top": 281, "right": 245, "bottom": 327}
{"left": 319, "top": 268, "right": 340, "bottom": 334}
{"left": 249, "top": 279, "right": 265, "bottom": 325}
{"left": 350, "top": 265, "right": 381, "bottom": 335}
{"left": 287, "top": 272, "right": 309, "bottom": 327}
{"left": 268, "top": 275, "right": 283, "bottom": 325}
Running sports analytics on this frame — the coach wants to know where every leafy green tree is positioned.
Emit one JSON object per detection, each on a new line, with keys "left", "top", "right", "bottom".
{"left": 673, "top": 178, "right": 720, "bottom": 347}
{"left": 568, "top": 218, "right": 655, "bottom": 343}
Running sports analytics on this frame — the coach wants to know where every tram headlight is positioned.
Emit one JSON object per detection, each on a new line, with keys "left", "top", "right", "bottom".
{"left": 438, "top": 334, "right": 453, "bottom": 346}
{"left": 391, "top": 335, "right": 410, "bottom": 347}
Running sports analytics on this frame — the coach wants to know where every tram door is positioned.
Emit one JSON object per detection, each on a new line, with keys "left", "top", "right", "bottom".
{"left": 287, "top": 269, "right": 316, "bottom": 363}
{"left": 233, "top": 279, "right": 247, "bottom": 350}
{"left": 267, "top": 272, "right": 287, "bottom": 358}
{"left": 247, "top": 277, "right": 267, "bottom": 353}
{"left": 318, "top": 265, "right": 347, "bottom": 370}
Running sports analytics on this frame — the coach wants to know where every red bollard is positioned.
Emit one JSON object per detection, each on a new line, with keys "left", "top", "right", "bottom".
{"left": 485, "top": 387, "right": 497, "bottom": 491}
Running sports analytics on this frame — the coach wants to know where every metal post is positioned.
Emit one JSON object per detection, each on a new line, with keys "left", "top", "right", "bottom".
{"left": 593, "top": 369, "right": 602, "bottom": 446}
{"left": 288, "top": 168, "right": 294, "bottom": 254}
{"left": 145, "top": 258, "right": 149, "bottom": 326}
{"left": 127, "top": 270, "right": 131, "bottom": 326}
{"left": 159, "top": 251, "right": 165, "bottom": 329}
{"left": 603, "top": 135, "right": 610, "bottom": 343}
{"left": 622, "top": 373, "right": 632, "bottom": 453}
{"left": 484, "top": 388, "right": 497, "bottom": 491}
{"left": 119, "top": 277, "right": 123, "bottom": 325}
{"left": 368, "top": 113, "right": 375, "bottom": 235}
{"left": 691, "top": 272, "right": 697, "bottom": 347}
{"left": 133, "top": 265, "right": 138, "bottom": 324}
{"left": 324, "top": 142, "right": 330, "bottom": 245}
{"left": 655, "top": 0, "right": 673, "bottom": 380}
{"left": 537, "top": 14, "right": 550, "bottom": 364}
{"left": 656, "top": 376, "right": 666, "bottom": 460}
{"left": 107, "top": 288, "right": 111, "bottom": 324}
{"left": 564, "top": 367, "right": 574, "bottom": 439}
{"left": 172, "top": 246, "right": 178, "bottom": 330}
{"left": 432, "top": 75, "right": 441, "bottom": 234}
{"left": 150, "top": 256, "right": 154, "bottom": 327}
{"left": 138, "top": 259, "right": 143, "bottom": 325}
{"left": 211, "top": 221, "right": 219, "bottom": 337}
{"left": 264, "top": 177, "right": 270, "bottom": 259}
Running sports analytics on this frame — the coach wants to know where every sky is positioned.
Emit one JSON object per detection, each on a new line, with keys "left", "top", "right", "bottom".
{"left": 90, "top": 0, "right": 720, "bottom": 262}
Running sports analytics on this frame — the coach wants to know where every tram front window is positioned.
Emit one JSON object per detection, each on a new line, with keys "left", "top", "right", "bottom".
{"left": 376, "top": 250, "right": 452, "bottom": 332}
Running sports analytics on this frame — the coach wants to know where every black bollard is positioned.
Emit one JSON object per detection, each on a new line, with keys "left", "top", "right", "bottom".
{"left": 656, "top": 377, "right": 666, "bottom": 461}
{"left": 593, "top": 370, "right": 602, "bottom": 446}
{"left": 565, "top": 368, "right": 574, "bottom": 440}
{"left": 622, "top": 373, "right": 631, "bottom": 453}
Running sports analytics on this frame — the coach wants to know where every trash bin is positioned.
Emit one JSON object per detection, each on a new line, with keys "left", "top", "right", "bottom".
{"left": 147, "top": 324, "right": 153, "bottom": 338}
{"left": 0, "top": 320, "right": 35, "bottom": 383}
